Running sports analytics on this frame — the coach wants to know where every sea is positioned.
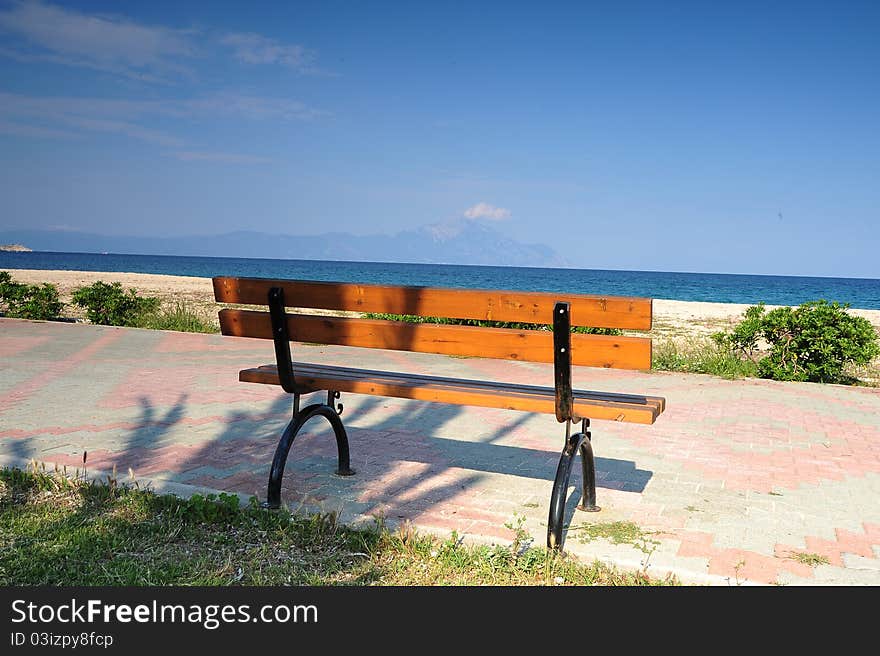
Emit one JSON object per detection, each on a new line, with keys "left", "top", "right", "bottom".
{"left": 2, "top": 251, "right": 880, "bottom": 310}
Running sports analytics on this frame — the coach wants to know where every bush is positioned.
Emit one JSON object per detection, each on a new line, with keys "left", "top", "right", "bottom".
{"left": 363, "top": 312, "right": 623, "bottom": 335}
{"left": 0, "top": 271, "right": 64, "bottom": 320}
{"left": 71, "top": 281, "right": 160, "bottom": 327}
{"left": 0, "top": 271, "right": 14, "bottom": 296}
{"left": 0, "top": 271, "right": 22, "bottom": 309}
{"left": 713, "top": 300, "right": 880, "bottom": 384}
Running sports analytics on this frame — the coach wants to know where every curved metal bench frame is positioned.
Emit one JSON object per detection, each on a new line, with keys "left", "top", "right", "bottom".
{"left": 264, "top": 390, "right": 355, "bottom": 510}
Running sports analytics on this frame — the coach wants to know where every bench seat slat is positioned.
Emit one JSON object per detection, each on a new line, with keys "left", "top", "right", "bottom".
{"left": 213, "top": 277, "right": 653, "bottom": 330}
{"left": 239, "top": 362, "right": 664, "bottom": 425}
{"left": 287, "top": 362, "right": 666, "bottom": 411}
{"left": 220, "top": 309, "right": 653, "bottom": 370}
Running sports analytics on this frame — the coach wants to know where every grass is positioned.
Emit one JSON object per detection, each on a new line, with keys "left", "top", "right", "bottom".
{"left": 784, "top": 551, "right": 831, "bottom": 568}
{"left": 652, "top": 337, "right": 758, "bottom": 379}
{"left": 844, "top": 359, "right": 880, "bottom": 387}
{"left": 0, "top": 466, "right": 678, "bottom": 586}
{"left": 137, "top": 301, "right": 219, "bottom": 333}
{"left": 568, "top": 520, "right": 661, "bottom": 555}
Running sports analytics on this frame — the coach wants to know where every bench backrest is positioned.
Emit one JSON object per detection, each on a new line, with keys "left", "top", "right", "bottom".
{"left": 213, "top": 277, "right": 654, "bottom": 371}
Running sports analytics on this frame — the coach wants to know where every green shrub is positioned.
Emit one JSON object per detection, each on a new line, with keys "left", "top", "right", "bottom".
{"left": 71, "top": 281, "right": 160, "bottom": 327}
{"left": 138, "top": 301, "right": 218, "bottom": 333}
{"left": 0, "top": 271, "right": 15, "bottom": 297}
{"left": 713, "top": 300, "right": 880, "bottom": 384}
{"left": 363, "top": 312, "right": 623, "bottom": 335}
{"left": 0, "top": 271, "right": 64, "bottom": 320}
{"left": 0, "top": 270, "right": 23, "bottom": 309}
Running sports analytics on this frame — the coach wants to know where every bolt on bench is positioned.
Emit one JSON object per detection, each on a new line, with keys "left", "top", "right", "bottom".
{"left": 213, "top": 277, "right": 666, "bottom": 550}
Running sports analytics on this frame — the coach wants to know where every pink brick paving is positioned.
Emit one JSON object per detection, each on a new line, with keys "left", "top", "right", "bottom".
{"left": 1, "top": 318, "right": 879, "bottom": 585}
{"left": 98, "top": 364, "right": 281, "bottom": 408}
{"left": 0, "top": 409, "right": 290, "bottom": 440}
{"left": 673, "top": 523, "right": 880, "bottom": 582}
{"left": 155, "top": 331, "right": 271, "bottom": 353}
{"left": 617, "top": 402, "right": 880, "bottom": 492}
{"left": 0, "top": 328, "right": 123, "bottom": 412}
{"left": 775, "top": 523, "right": 880, "bottom": 566}
{"left": 0, "top": 334, "right": 50, "bottom": 359}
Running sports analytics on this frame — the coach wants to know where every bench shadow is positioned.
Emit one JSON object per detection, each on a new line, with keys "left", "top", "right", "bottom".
{"left": 104, "top": 388, "right": 652, "bottom": 551}
{"left": 355, "top": 391, "right": 651, "bottom": 488}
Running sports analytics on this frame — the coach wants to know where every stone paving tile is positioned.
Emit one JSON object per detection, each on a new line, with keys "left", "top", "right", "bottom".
{"left": 2, "top": 318, "right": 880, "bottom": 585}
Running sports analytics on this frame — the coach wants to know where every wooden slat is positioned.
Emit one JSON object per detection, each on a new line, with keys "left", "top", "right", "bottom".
{"left": 219, "top": 309, "right": 653, "bottom": 370}
{"left": 213, "top": 276, "right": 652, "bottom": 330}
{"left": 255, "top": 361, "right": 665, "bottom": 410}
{"left": 239, "top": 363, "right": 664, "bottom": 424}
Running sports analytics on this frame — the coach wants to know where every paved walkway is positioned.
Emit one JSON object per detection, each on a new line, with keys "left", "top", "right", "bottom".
{"left": 2, "top": 318, "right": 879, "bottom": 585}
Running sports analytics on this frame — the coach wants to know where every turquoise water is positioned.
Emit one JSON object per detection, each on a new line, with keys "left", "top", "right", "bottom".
{"left": 2, "top": 251, "right": 879, "bottom": 309}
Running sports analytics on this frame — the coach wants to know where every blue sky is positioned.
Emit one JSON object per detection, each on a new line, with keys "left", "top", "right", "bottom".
{"left": 0, "top": 0, "right": 878, "bottom": 277}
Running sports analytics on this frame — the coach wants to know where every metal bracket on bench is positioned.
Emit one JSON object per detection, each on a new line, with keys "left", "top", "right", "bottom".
{"left": 265, "top": 390, "right": 355, "bottom": 510}
{"left": 268, "top": 286, "right": 297, "bottom": 394}
{"left": 547, "top": 300, "right": 600, "bottom": 549}
{"left": 547, "top": 417, "right": 600, "bottom": 550}
{"left": 553, "top": 301, "right": 574, "bottom": 423}
{"left": 327, "top": 390, "right": 343, "bottom": 416}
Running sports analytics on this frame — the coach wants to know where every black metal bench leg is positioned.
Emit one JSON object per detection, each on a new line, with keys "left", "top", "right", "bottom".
{"left": 547, "top": 418, "right": 600, "bottom": 551}
{"left": 265, "top": 391, "right": 355, "bottom": 510}
{"left": 577, "top": 420, "right": 599, "bottom": 513}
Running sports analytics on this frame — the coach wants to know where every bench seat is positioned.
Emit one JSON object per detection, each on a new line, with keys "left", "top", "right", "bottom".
{"left": 240, "top": 361, "right": 665, "bottom": 425}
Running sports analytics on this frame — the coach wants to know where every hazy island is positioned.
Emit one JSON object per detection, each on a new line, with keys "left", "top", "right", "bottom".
{"left": 0, "top": 244, "right": 32, "bottom": 252}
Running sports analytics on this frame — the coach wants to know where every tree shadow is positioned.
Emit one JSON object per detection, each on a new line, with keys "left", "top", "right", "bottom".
{"left": 92, "top": 383, "right": 651, "bottom": 552}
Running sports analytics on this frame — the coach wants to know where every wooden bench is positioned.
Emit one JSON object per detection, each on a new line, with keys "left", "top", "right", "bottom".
{"left": 213, "top": 276, "right": 666, "bottom": 550}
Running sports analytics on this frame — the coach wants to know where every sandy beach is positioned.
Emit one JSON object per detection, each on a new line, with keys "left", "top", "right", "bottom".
{"left": 4, "top": 268, "right": 880, "bottom": 340}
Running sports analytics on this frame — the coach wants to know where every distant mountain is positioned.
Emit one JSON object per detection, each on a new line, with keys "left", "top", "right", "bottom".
{"left": 0, "top": 220, "right": 569, "bottom": 267}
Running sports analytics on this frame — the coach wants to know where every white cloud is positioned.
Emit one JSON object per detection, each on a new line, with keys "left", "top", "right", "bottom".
{"left": 0, "top": 118, "right": 80, "bottom": 139}
{"left": 0, "top": 2, "right": 326, "bottom": 84}
{"left": 0, "top": 92, "right": 324, "bottom": 123}
{"left": 0, "top": 92, "right": 325, "bottom": 149}
{"left": 0, "top": 93, "right": 182, "bottom": 146}
{"left": 463, "top": 202, "right": 511, "bottom": 221}
{"left": 0, "top": 0, "right": 198, "bottom": 81}
{"left": 46, "top": 224, "right": 82, "bottom": 231}
{"left": 220, "top": 32, "right": 315, "bottom": 71}
{"left": 182, "top": 95, "right": 327, "bottom": 121}
{"left": 64, "top": 116, "right": 183, "bottom": 147}
{"left": 170, "top": 151, "right": 273, "bottom": 165}
{"left": 0, "top": 45, "right": 174, "bottom": 83}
